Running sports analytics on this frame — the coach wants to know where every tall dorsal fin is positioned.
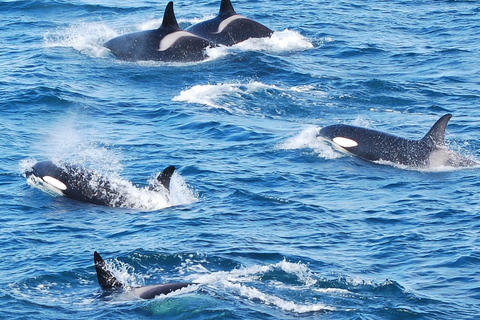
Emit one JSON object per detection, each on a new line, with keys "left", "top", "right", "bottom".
{"left": 94, "top": 251, "right": 123, "bottom": 290}
{"left": 160, "top": 1, "right": 181, "bottom": 30}
{"left": 219, "top": 0, "right": 237, "bottom": 17}
{"left": 420, "top": 114, "right": 452, "bottom": 147}
{"left": 156, "top": 165, "right": 175, "bottom": 190}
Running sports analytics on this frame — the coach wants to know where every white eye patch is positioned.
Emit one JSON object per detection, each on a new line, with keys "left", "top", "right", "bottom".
{"left": 43, "top": 176, "right": 67, "bottom": 191}
{"left": 332, "top": 137, "right": 358, "bottom": 148}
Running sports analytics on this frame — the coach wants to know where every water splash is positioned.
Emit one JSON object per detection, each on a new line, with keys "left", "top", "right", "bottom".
{"left": 277, "top": 127, "right": 342, "bottom": 160}
{"left": 43, "top": 22, "right": 116, "bottom": 58}
{"left": 235, "top": 29, "right": 314, "bottom": 52}
{"left": 205, "top": 29, "right": 314, "bottom": 60}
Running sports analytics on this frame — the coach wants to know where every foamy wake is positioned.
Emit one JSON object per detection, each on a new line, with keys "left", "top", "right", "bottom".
{"left": 277, "top": 127, "right": 342, "bottom": 160}
{"left": 191, "top": 259, "right": 335, "bottom": 313}
{"left": 172, "top": 81, "right": 324, "bottom": 114}
{"left": 173, "top": 81, "right": 277, "bottom": 112}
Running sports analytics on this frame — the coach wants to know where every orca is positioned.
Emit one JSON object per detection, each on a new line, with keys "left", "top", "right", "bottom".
{"left": 25, "top": 160, "right": 175, "bottom": 207}
{"left": 186, "top": 0, "right": 273, "bottom": 46}
{"left": 94, "top": 251, "right": 195, "bottom": 299}
{"left": 318, "top": 114, "right": 479, "bottom": 168}
{"left": 104, "top": 1, "right": 214, "bottom": 62}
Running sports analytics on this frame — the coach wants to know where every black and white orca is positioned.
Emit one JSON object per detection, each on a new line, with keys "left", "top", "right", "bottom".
{"left": 186, "top": 0, "right": 273, "bottom": 46}
{"left": 104, "top": 1, "right": 214, "bottom": 62}
{"left": 25, "top": 160, "right": 175, "bottom": 207}
{"left": 318, "top": 114, "right": 479, "bottom": 168}
{"left": 94, "top": 251, "right": 195, "bottom": 299}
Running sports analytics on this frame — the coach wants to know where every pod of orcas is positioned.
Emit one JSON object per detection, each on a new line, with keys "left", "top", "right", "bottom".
{"left": 23, "top": 0, "right": 479, "bottom": 303}
{"left": 25, "top": 160, "right": 175, "bottom": 207}
{"left": 104, "top": 0, "right": 273, "bottom": 62}
{"left": 318, "top": 113, "right": 479, "bottom": 168}
{"left": 94, "top": 251, "right": 196, "bottom": 299}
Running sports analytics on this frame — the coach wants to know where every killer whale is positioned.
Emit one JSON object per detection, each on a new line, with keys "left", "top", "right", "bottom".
{"left": 104, "top": 2, "right": 214, "bottom": 62}
{"left": 25, "top": 160, "right": 175, "bottom": 207}
{"left": 318, "top": 114, "right": 479, "bottom": 168}
{"left": 94, "top": 251, "right": 195, "bottom": 299}
{"left": 186, "top": 0, "right": 273, "bottom": 46}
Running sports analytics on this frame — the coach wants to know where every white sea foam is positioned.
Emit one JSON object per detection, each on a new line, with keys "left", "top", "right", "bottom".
{"left": 235, "top": 29, "right": 314, "bottom": 52}
{"left": 224, "top": 282, "right": 334, "bottom": 313}
{"left": 173, "top": 81, "right": 278, "bottom": 112}
{"left": 172, "top": 81, "right": 324, "bottom": 114}
{"left": 277, "top": 127, "right": 342, "bottom": 160}
{"left": 188, "top": 259, "right": 334, "bottom": 313}
{"left": 204, "top": 29, "right": 314, "bottom": 60}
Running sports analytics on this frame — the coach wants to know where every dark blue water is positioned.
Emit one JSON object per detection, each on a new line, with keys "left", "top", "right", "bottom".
{"left": 1, "top": 0, "right": 480, "bottom": 319}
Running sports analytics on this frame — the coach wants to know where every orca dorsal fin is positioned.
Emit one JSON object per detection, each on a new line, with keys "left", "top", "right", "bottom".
{"left": 160, "top": 1, "right": 181, "bottom": 30}
{"left": 94, "top": 251, "right": 123, "bottom": 290}
{"left": 219, "top": 0, "right": 237, "bottom": 17}
{"left": 156, "top": 165, "right": 175, "bottom": 190}
{"left": 420, "top": 114, "right": 452, "bottom": 147}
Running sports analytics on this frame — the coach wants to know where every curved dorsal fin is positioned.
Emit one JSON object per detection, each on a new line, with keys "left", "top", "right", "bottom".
{"left": 160, "top": 1, "right": 181, "bottom": 30}
{"left": 219, "top": 0, "right": 237, "bottom": 17}
{"left": 94, "top": 251, "right": 123, "bottom": 290}
{"left": 420, "top": 114, "right": 452, "bottom": 147}
{"left": 156, "top": 165, "right": 175, "bottom": 190}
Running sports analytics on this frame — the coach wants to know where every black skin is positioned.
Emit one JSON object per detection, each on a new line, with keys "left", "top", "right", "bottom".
{"left": 186, "top": 0, "right": 273, "bottom": 46}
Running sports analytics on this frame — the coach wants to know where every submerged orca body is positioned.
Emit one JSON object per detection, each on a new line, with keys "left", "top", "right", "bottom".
{"left": 94, "top": 251, "right": 194, "bottom": 299}
{"left": 318, "top": 114, "right": 478, "bottom": 168}
{"left": 186, "top": 0, "right": 273, "bottom": 46}
{"left": 25, "top": 160, "right": 175, "bottom": 207}
{"left": 104, "top": 2, "right": 214, "bottom": 62}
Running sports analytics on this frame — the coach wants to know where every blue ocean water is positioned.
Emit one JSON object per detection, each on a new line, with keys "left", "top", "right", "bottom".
{"left": 1, "top": 0, "right": 480, "bottom": 318}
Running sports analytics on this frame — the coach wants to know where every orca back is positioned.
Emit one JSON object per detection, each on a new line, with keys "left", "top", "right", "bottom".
{"left": 186, "top": 0, "right": 272, "bottom": 46}
{"left": 133, "top": 282, "right": 193, "bottom": 299}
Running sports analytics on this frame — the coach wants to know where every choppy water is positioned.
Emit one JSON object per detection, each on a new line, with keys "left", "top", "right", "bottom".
{"left": 1, "top": 0, "right": 480, "bottom": 319}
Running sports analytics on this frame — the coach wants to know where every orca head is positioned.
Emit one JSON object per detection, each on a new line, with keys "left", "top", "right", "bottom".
{"left": 319, "top": 125, "right": 361, "bottom": 151}
{"left": 25, "top": 161, "right": 69, "bottom": 195}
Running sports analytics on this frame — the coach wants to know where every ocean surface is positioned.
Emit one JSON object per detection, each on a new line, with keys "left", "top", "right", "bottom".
{"left": 1, "top": 0, "right": 479, "bottom": 319}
